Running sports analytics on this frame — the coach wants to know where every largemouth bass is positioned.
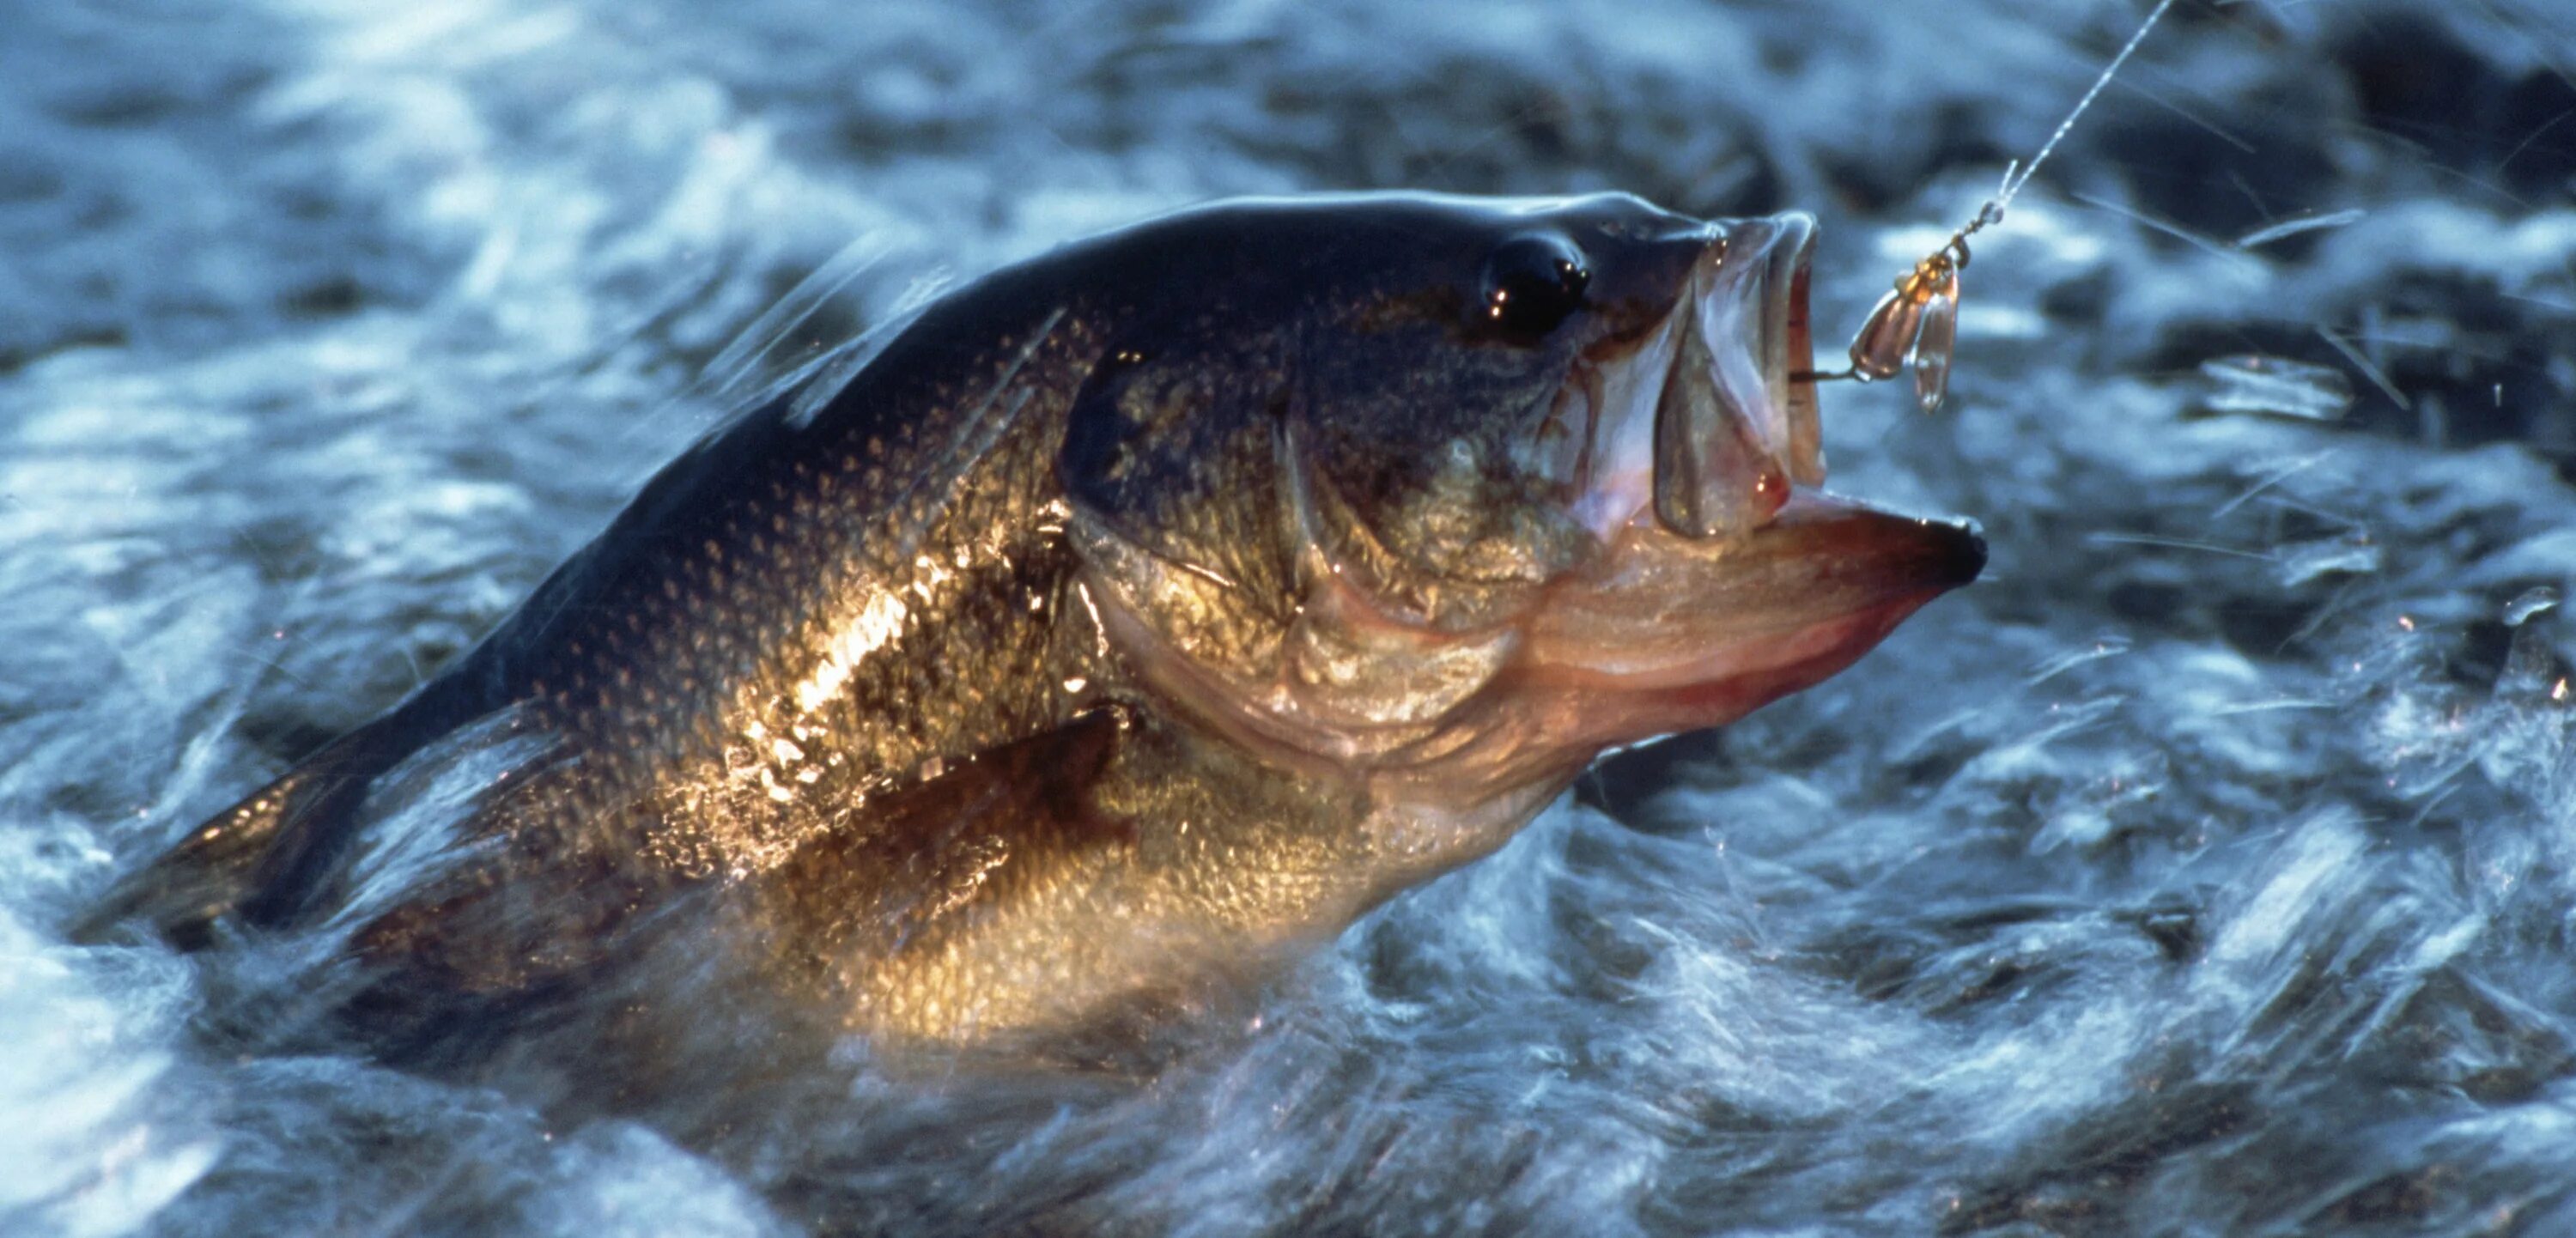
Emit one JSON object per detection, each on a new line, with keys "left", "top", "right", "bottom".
{"left": 79, "top": 193, "right": 1982, "bottom": 1058}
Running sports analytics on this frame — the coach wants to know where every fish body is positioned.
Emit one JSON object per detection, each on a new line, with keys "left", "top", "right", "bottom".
{"left": 81, "top": 193, "right": 1982, "bottom": 1055}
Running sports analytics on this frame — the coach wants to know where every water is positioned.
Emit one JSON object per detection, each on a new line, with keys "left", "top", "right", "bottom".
{"left": 8, "top": 0, "right": 2576, "bottom": 1233}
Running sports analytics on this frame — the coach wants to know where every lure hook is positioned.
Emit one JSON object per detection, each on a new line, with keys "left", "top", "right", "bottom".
{"left": 1807, "top": 224, "right": 1978, "bottom": 414}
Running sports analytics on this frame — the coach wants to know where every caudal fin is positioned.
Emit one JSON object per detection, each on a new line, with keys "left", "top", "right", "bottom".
{"left": 71, "top": 725, "right": 398, "bottom": 950}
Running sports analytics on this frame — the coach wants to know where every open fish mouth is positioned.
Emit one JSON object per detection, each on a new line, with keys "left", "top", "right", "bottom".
{"left": 1656, "top": 211, "right": 1823, "bottom": 538}
{"left": 1570, "top": 212, "right": 1822, "bottom": 542}
{"left": 1525, "top": 211, "right": 1982, "bottom": 728}
{"left": 1690, "top": 213, "right": 1834, "bottom": 507}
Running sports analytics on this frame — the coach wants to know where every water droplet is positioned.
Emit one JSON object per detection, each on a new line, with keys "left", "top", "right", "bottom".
{"left": 2505, "top": 586, "right": 2560, "bottom": 628}
{"left": 2272, "top": 535, "right": 2380, "bottom": 586}
{"left": 2195, "top": 355, "right": 2354, "bottom": 422}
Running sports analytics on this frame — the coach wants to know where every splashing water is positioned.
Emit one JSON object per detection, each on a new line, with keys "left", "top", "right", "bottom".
{"left": 9, "top": 0, "right": 2576, "bottom": 1234}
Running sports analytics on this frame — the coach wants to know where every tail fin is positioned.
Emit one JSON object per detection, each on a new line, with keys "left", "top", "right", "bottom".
{"left": 71, "top": 722, "right": 404, "bottom": 950}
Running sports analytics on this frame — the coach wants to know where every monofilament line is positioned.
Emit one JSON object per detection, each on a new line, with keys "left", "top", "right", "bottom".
{"left": 1995, "top": 0, "right": 2180, "bottom": 212}
{"left": 1802, "top": 0, "right": 2179, "bottom": 406}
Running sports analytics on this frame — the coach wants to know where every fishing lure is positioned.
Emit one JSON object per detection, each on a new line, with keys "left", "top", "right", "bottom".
{"left": 1806, "top": 0, "right": 2176, "bottom": 414}
{"left": 1842, "top": 205, "right": 1984, "bottom": 413}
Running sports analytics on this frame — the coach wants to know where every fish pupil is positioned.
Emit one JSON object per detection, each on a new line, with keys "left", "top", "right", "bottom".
{"left": 1480, "top": 234, "right": 1589, "bottom": 339}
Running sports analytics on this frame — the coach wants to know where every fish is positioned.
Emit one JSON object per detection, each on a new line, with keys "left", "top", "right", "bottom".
{"left": 75, "top": 192, "right": 1983, "bottom": 1061}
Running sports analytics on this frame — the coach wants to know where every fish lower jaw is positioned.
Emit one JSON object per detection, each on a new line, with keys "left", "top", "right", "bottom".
{"left": 1511, "top": 592, "right": 1930, "bottom": 743}
{"left": 1311, "top": 589, "right": 1938, "bottom": 816}
{"left": 1510, "top": 490, "right": 1982, "bottom": 743}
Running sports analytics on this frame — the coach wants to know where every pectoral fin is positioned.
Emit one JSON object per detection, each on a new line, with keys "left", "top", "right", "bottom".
{"left": 763, "top": 707, "right": 1131, "bottom": 977}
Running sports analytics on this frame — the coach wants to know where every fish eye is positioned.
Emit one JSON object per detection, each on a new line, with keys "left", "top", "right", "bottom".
{"left": 1479, "top": 234, "right": 1590, "bottom": 339}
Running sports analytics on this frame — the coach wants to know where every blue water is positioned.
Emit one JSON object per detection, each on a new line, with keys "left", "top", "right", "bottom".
{"left": 8, "top": 0, "right": 2576, "bottom": 1233}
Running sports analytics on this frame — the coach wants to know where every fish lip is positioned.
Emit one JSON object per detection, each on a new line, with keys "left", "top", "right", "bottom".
{"left": 1771, "top": 215, "right": 1823, "bottom": 483}
{"left": 1690, "top": 212, "right": 1820, "bottom": 506}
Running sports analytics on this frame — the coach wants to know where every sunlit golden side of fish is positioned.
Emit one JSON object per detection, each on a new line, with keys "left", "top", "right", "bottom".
{"left": 78, "top": 193, "right": 1982, "bottom": 1055}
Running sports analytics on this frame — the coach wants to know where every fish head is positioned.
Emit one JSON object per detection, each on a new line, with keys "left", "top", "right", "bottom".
{"left": 1057, "top": 192, "right": 1982, "bottom": 800}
